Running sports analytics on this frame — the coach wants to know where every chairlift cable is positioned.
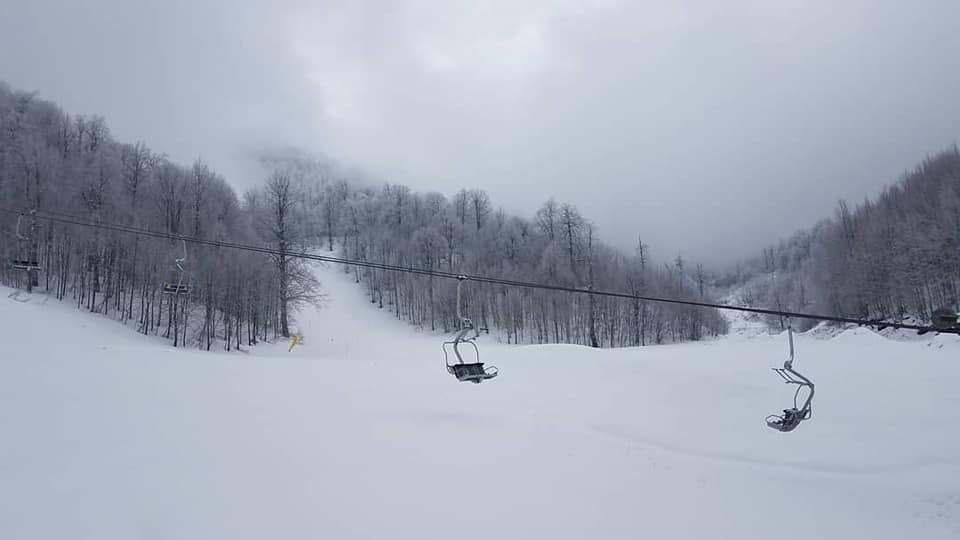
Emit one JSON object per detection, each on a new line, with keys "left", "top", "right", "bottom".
{"left": 1, "top": 204, "right": 957, "bottom": 336}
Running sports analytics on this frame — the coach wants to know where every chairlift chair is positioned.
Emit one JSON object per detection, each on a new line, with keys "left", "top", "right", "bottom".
{"left": 161, "top": 240, "right": 190, "bottom": 295}
{"left": 443, "top": 277, "right": 498, "bottom": 383}
{"left": 932, "top": 307, "right": 959, "bottom": 331}
{"left": 10, "top": 213, "right": 40, "bottom": 274}
{"left": 766, "top": 323, "right": 815, "bottom": 433}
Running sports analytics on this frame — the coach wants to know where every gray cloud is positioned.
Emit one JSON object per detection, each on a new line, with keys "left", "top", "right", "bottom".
{"left": 3, "top": 0, "right": 958, "bottom": 265}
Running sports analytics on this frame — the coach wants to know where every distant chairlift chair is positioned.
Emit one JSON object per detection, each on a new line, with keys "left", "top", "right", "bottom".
{"left": 161, "top": 239, "right": 190, "bottom": 295}
{"left": 765, "top": 322, "right": 815, "bottom": 433}
{"left": 10, "top": 213, "right": 40, "bottom": 288}
{"left": 932, "top": 307, "right": 959, "bottom": 332}
{"left": 443, "top": 277, "right": 498, "bottom": 383}
{"left": 10, "top": 257, "right": 40, "bottom": 271}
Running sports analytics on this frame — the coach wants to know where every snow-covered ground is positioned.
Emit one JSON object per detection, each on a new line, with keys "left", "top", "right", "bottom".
{"left": 2, "top": 262, "right": 960, "bottom": 539}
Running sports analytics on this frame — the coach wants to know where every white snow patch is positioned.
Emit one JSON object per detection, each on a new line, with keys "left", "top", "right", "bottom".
{"left": 2, "top": 262, "right": 959, "bottom": 539}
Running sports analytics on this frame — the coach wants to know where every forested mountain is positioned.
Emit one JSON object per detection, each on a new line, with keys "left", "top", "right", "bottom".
{"left": 727, "top": 148, "right": 960, "bottom": 330}
{"left": 0, "top": 82, "right": 727, "bottom": 349}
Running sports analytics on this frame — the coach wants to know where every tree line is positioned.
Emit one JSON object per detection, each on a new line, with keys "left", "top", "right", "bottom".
{"left": 0, "top": 81, "right": 727, "bottom": 350}
{"left": 295, "top": 164, "right": 728, "bottom": 346}
{"left": 728, "top": 147, "right": 960, "bottom": 331}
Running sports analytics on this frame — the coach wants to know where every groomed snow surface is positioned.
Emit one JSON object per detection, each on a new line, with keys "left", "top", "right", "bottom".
{"left": 2, "top": 262, "right": 960, "bottom": 539}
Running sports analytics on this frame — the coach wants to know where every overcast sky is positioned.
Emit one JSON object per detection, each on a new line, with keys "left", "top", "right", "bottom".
{"left": 2, "top": 0, "right": 958, "bottom": 266}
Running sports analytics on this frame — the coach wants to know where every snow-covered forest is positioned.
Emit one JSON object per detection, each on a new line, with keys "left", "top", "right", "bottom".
{"left": 0, "top": 82, "right": 728, "bottom": 349}
{"left": 5, "top": 0, "right": 960, "bottom": 537}
{"left": 728, "top": 148, "right": 960, "bottom": 330}
{"left": 0, "top": 82, "right": 323, "bottom": 349}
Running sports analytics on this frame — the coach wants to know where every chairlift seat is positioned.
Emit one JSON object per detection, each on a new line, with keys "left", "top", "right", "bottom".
{"left": 448, "top": 362, "right": 498, "bottom": 383}
{"left": 10, "top": 259, "right": 39, "bottom": 270}
{"left": 162, "top": 283, "right": 190, "bottom": 295}
{"left": 766, "top": 408, "right": 807, "bottom": 432}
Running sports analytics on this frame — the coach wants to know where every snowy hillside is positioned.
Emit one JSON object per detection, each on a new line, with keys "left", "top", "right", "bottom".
{"left": 2, "top": 262, "right": 960, "bottom": 539}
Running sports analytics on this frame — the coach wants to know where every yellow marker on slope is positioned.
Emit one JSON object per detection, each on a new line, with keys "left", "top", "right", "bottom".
{"left": 288, "top": 334, "right": 302, "bottom": 352}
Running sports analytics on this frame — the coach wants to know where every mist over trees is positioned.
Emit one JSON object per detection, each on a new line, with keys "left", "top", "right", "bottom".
{"left": 729, "top": 148, "right": 960, "bottom": 330}
{"left": 0, "top": 81, "right": 727, "bottom": 349}
{"left": 0, "top": 82, "right": 318, "bottom": 350}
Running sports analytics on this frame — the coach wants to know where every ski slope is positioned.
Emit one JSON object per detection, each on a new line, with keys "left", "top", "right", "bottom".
{"left": 2, "top": 262, "right": 960, "bottom": 539}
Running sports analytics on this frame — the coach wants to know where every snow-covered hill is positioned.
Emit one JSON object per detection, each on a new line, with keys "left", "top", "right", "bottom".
{"left": 2, "top": 262, "right": 960, "bottom": 539}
